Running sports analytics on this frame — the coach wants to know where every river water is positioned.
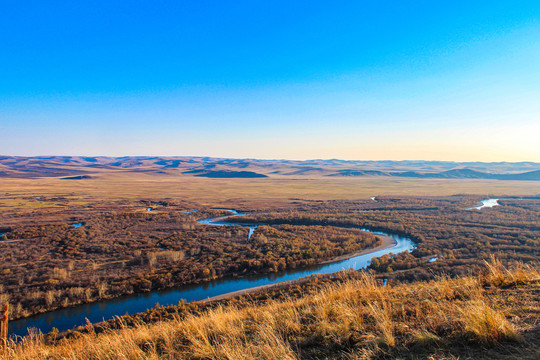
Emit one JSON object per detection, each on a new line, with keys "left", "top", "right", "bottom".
{"left": 467, "top": 198, "right": 499, "bottom": 210}
{"left": 9, "top": 210, "right": 415, "bottom": 337}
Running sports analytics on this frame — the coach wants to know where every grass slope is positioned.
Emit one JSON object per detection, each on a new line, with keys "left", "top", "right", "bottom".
{"left": 5, "top": 260, "right": 539, "bottom": 359}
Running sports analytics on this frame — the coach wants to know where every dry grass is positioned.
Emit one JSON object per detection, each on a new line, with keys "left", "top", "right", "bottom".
{"left": 3, "top": 261, "right": 539, "bottom": 360}
{"left": 481, "top": 256, "right": 535, "bottom": 287}
{"left": 460, "top": 300, "right": 518, "bottom": 345}
{"left": 1, "top": 171, "right": 539, "bottom": 211}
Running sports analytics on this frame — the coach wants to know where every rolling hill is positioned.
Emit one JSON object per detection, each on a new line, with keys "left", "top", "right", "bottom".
{"left": 0, "top": 156, "right": 539, "bottom": 180}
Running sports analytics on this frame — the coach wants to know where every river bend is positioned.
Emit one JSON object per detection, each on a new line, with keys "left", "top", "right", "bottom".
{"left": 10, "top": 210, "right": 415, "bottom": 337}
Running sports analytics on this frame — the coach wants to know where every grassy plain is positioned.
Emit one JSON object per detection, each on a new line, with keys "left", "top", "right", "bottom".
{"left": 1, "top": 172, "right": 539, "bottom": 211}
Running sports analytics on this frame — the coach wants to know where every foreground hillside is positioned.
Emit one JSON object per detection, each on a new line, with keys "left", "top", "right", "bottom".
{"left": 6, "top": 260, "right": 539, "bottom": 360}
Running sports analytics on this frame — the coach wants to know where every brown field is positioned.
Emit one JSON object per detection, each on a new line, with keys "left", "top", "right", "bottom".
{"left": 2, "top": 172, "right": 539, "bottom": 211}
{"left": 0, "top": 168, "right": 538, "bottom": 320}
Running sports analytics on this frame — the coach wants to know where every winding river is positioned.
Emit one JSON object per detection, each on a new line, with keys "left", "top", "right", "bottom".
{"left": 9, "top": 210, "right": 415, "bottom": 338}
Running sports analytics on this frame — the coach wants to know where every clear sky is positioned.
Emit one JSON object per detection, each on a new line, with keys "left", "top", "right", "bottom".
{"left": 1, "top": 1, "right": 539, "bottom": 161}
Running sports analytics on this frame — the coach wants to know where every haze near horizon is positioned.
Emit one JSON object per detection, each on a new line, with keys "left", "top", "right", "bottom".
{"left": 1, "top": 1, "right": 539, "bottom": 161}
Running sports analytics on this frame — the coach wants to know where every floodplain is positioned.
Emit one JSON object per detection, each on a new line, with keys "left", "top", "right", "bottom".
{"left": 0, "top": 157, "right": 538, "bottom": 359}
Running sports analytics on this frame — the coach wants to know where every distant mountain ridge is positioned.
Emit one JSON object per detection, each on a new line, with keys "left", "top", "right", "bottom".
{"left": 328, "top": 168, "right": 540, "bottom": 180}
{"left": 393, "top": 168, "right": 540, "bottom": 180}
{"left": 0, "top": 156, "right": 539, "bottom": 180}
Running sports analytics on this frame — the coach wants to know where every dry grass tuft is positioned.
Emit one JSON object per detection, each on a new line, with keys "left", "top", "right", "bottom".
{"left": 410, "top": 330, "right": 441, "bottom": 348}
{"left": 460, "top": 300, "right": 518, "bottom": 345}
{"left": 482, "top": 255, "right": 539, "bottom": 287}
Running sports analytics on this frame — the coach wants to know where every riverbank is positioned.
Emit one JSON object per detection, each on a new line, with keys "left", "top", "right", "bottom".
{"left": 200, "top": 233, "right": 396, "bottom": 303}
{"left": 319, "top": 233, "right": 395, "bottom": 264}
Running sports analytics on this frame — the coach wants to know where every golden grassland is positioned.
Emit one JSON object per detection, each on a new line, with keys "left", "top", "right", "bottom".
{"left": 1, "top": 172, "right": 539, "bottom": 210}
{"left": 5, "top": 259, "right": 539, "bottom": 360}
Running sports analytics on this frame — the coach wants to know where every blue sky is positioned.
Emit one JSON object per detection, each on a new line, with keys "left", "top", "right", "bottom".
{"left": 1, "top": 1, "right": 539, "bottom": 161}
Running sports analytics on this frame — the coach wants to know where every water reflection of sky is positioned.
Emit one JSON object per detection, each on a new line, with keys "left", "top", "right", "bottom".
{"left": 467, "top": 198, "right": 499, "bottom": 210}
